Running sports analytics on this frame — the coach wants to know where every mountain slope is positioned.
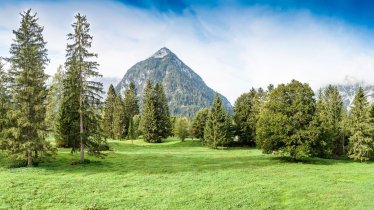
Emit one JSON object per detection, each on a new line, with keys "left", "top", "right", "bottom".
{"left": 115, "top": 47, "right": 232, "bottom": 117}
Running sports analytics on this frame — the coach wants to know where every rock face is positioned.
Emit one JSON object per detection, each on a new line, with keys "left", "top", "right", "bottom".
{"left": 115, "top": 47, "right": 232, "bottom": 117}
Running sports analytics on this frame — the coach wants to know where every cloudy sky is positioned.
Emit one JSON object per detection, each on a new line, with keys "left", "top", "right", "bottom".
{"left": 1, "top": 0, "right": 374, "bottom": 103}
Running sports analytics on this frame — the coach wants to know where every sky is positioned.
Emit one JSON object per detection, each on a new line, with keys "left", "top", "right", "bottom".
{"left": 1, "top": 0, "right": 374, "bottom": 103}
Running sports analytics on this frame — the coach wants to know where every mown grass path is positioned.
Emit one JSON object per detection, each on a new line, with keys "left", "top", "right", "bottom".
{"left": 0, "top": 138, "right": 373, "bottom": 209}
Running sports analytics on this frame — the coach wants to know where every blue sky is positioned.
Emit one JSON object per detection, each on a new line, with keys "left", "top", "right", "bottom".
{"left": 0, "top": 0, "right": 374, "bottom": 102}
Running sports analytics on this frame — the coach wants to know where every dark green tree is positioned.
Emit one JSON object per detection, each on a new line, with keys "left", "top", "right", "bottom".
{"left": 128, "top": 117, "right": 135, "bottom": 143}
{"left": 64, "top": 13, "right": 104, "bottom": 162}
{"left": 204, "top": 94, "right": 231, "bottom": 148}
{"left": 191, "top": 108, "right": 209, "bottom": 141}
{"left": 348, "top": 87, "right": 373, "bottom": 162}
{"left": 154, "top": 83, "right": 172, "bottom": 138}
{"left": 256, "top": 80, "right": 315, "bottom": 160}
{"left": 140, "top": 80, "right": 159, "bottom": 142}
{"left": 0, "top": 60, "right": 10, "bottom": 150}
{"left": 123, "top": 82, "right": 139, "bottom": 137}
{"left": 6, "top": 9, "right": 56, "bottom": 166}
{"left": 174, "top": 117, "right": 190, "bottom": 141}
{"left": 113, "top": 94, "right": 126, "bottom": 139}
{"left": 233, "top": 89, "right": 257, "bottom": 146}
{"left": 101, "top": 84, "right": 116, "bottom": 139}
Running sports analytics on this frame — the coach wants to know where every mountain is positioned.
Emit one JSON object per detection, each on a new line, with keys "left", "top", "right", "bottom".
{"left": 115, "top": 47, "right": 232, "bottom": 117}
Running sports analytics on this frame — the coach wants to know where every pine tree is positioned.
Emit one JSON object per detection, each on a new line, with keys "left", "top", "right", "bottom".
{"left": 140, "top": 80, "right": 159, "bottom": 142}
{"left": 128, "top": 117, "right": 135, "bottom": 143}
{"left": 191, "top": 108, "right": 209, "bottom": 141}
{"left": 256, "top": 80, "right": 315, "bottom": 160}
{"left": 123, "top": 82, "right": 139, "bottom": 137}
{"left": 101, "top": 84, "right": 116, "bottom": 139}
{"left": 45, "top": 65, "right": 65, "bottom": 134}
{"left": 64, "top": 13, "right": 104, "bottom": 162}
{"left": 132, "top": 114, "right": 141, "bottom": 139}
{"left": 6, "top": 9, "right": 55, "bottom": 166}
{"left": 348, "top": 87, "right": 373, "bottom": 162}
{"left": 174, "top": 117, "right": 189, "bottom": 141}
{"left": 154, "top": 83, "right": 172, "bottom": 139}
{"left": 0, "top": 60, "right": 10, "bottom": 150}
{"left": 204, "top": 94, "right": 231, "bottom": 148}
{"left": 233, "top": 89, "right": 257, "bottom": 146}
{"left": 112, "top": 94, "right": 126, "bottom": 139}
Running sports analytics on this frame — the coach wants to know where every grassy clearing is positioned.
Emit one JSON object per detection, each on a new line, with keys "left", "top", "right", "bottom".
{"left": 0, "top": 137, "right": 373, "bottom": 209}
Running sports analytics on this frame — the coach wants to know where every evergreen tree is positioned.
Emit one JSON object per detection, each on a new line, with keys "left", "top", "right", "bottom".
{"left": 101, "top": 84, "right": 116, "bottom": 139}
{"left": 63, "top": 13, "right": 104, "bottom": 162}
{"left": 191, "top": 108, "right": 209, "bottom": 141}
{"left": 128, "top": 117, "right": 135, "bottom": 143}
{"left": 348, "top": 87, "right": 373, "bottom": 162}
{"left": 132, "top": 114, "right": 141, "bottom": 139}
{"left": 123, "top": 82, "right": 139, "bottom": 137}
{"left": 0, "top": 60, "right": 10, "bottom": 150}
{"left": 204, "top": 94, "right": 231, "bottom": 148}
{"left": 309, "top": 86, "right": 345, "bottom": 157}
{"left": 256, "top": 80, "right": 315, "bottom": 160}
{"left": 154, "top": 83, "right": 172, "bottom": 138}
{"left": 174, "top": 117, "right": 189, "bottom": 141}
{"left": 140, "top": 80, "right": 159, "bottom": 142}
{"left": 6, "top": 9, "right": 55, "bottom": 166}
{"left": 233, "top": 89, "right": 257, "bottom": 146}
{"left": 45, "top": 65, "right": 65, "bottom": 134}
{"left": 112, "top": 94, "right": 126, "bottom": 139}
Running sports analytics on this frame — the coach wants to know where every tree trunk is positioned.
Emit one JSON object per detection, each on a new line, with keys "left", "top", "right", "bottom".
{"left": 27, "top": 149, "right": 32, "bottom": 167}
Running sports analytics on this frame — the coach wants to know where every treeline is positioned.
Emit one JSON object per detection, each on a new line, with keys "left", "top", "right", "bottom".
{"left": 186, "top": 80, "right": 374, "bottom": 162}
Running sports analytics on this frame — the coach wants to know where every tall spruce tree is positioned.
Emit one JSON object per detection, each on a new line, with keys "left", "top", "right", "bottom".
{"left": 6, "top": 9, "right": 55, "bottom": 166}
{"left": 154, "top": 83, "right": 172, "bottom": 138}
{"left": 101, "top": 84, "right": 116, "bottom": 139}
{"left": 113, "top": 94, "right": 126, "bottom": 139}
{"left": 123, "top": 82, "right": 139, "bottom": 137}
{"left": 233, "top": 89, "right": 257, "bottom": 146}
{"left": 63, "top": 13, "right": 104, "bottom": 162}
{"left": 204, "top": 94, "right": 231, "bottom": 148}
{"left": 140, "top": 80, "right": 159, "bottom": 142}
{"left": 0, "top": 60, "right": 10, "bottom": 149}
{"left": 45, "top": 65, "right": 65, "bottom": 134}
{"left": 348, "top": 87, "right": 374, "bottom": 162}
{"left": 256, "top": 80, "right": 315, "bottom": 160}
{"left": 191, "top": 108, "right": 209, "bottom": 141}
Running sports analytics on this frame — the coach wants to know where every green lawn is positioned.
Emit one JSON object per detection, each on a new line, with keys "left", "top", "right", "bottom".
{"left": 0, "top": 138, "right": 373, "bottom": 209}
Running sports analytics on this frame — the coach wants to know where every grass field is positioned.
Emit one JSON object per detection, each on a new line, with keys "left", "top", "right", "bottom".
{"left": 0, "top": 138, "right": 373, "bottom": 209}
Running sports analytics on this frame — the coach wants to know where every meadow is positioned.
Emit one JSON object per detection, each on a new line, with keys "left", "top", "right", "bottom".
{"left": 0, "top": 138, "right": 373, "bottom": 209}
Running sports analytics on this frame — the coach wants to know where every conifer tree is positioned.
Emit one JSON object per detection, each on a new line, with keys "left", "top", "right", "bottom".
{"left": 113, "top": 94, "right": 126, "bottom": 139}
{"left": 63, "top": 13, "right": 104, "bottom": 162}
{"left": 191, "top": 108, "right": 209, "bottom": 141}
{"left": 140, "top": 80, "right": 159, "bottom": 142}
{"left": 123, "top": 82, "right": 139, "bottom": 137}
{"left": 233, "top": 89, "right": 257, "bottom": 146}
{"left": 204, "top": 94, "right": 231, "bottom": 148}
{"left": 128, "top": 117, "right": 135, "bottom": 143}
{"left": 45, "top": 65, "right": 65, "bottom": 134}
{"left": 133, "top": 114, "right": 141, "bottom": 139}
{"left": 0, "top": 60, "right": 10, "bottom": 149}
{"left": 348, "top": 87, "right": 373, "bottom": 162}
{"left": 256, "top": 80, "right": 315, "bottom": 160}
{"left": 174, "top": 117, "right": 189, "bottom": 141}
{"left": 154, "top": 83, "right": 172, "bottom": 138}
{"left": 101, "top": 84, "right": 116, "bottom": 139}
{"left": 6, "top": 9, "right": 55, "bottom": 166}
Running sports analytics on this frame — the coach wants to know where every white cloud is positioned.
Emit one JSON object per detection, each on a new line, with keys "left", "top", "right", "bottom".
{"left": 1, "top": 1, "right": 374, "bottom": 103}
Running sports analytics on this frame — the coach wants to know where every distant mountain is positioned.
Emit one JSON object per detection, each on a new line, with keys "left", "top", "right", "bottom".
{"left": 115, "top": 47, "right": 232, "bottom": 117}
{"left": 325, "top": 77, "right": 374, "bottom": 110}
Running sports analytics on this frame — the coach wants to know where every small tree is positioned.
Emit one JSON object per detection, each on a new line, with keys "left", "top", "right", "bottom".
{"left": 204, "top": 94, "right": 231, "bottom": 149}
{"left": 174, "top": 117, "right": 190, "bottom": 141}
{"left": 191, "top": 108, "right": 209, "bottom": 142}
{"left": 112, "top": 94, "right": 126, "bottom": 139}
{"left": 101, "top": 84, "right": 116, "bottom": 139}
{"left": 140, "top": 80, "right": 159, "bottom": 143}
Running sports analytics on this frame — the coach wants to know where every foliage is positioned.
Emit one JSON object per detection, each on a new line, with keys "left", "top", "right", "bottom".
{"left": 123, "top": 82, "right": 139, "bottom": 137}
{"left": 204, "top": 94, "right": 232, "bottom": 148}
{"left": 348, "top": 87, "right": 374, "bottom": 162}
{"left": 191, "top": 108, "right": 209, "bottom": 141}
{"left": 101, "top": 84, "right": 116, "bottom": 139}
{"left": 174, "top": 117, "right": 190, "bottom": 141}
{"left": 256, "top": 80, "right": 316, "bottom": 159}
{"left": 5, "top": 9, "right": 56, "bottom": 166}
{"left": 112, "top": 94, "right": 126, "bottom": 139}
